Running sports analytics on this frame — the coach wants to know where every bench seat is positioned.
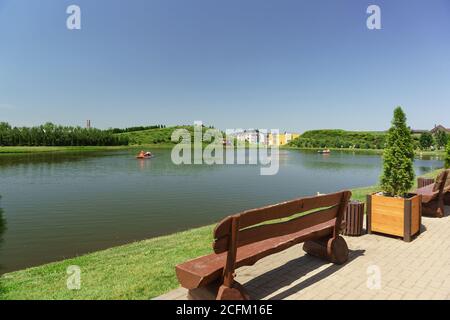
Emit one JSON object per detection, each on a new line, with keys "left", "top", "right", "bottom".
{"left": 176, "top": 219, "right": 336, "bottom": 290}
{"left": 415, "top": 184, "right": 438, "bottom": 203}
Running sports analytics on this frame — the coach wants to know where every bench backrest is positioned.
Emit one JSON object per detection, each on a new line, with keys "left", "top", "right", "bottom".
{"left": 433, "top": 170, "right": 450, "bottom": 194}
{"left": 213, "top": 191, "right": 351, "bottom": 254}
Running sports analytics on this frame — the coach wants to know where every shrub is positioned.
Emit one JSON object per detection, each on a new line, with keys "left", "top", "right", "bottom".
{"left": 380, "top": 107, "right": 415, "bottom": 197}
{"left": 419, "top": 132, "right": 434, "bottom": 150}
{"left": 445, "top": 139, "right": 450, "bottom": 169}
{"left": 290, "top": 129, "right": 386, "bottom": 150}
{"left": 434, "top": 131, "right": 449, "bottom": 149}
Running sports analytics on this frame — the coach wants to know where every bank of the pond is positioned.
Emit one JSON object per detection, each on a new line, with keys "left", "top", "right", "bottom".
{"left": 0, "top": 146, "right": 130, "bottom": 154}
{"left": 0, "top": 169, "right": 442, "bottom": 300}
{"left": 2, "top": 145, "right": 445, "bottom": 159}
{"left": 0, "top": 144, "right": 175, "bottom": 155}
{"left": 284, "top": 146, "right": 445, "bottom": 157}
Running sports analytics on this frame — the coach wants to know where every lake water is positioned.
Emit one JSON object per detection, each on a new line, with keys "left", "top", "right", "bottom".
{"left": 0, "top": 148, "right": 443, "bottom": 273}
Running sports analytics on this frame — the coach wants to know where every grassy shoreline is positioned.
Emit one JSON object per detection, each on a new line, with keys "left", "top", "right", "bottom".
{"left": 1, "top": 145, "right": 445, "bottom": 158}
{"left": 0, "top": 144, "right": 175, "bottom": 155}
{"left": 0, "top": 169, "right": 442, "bottom": 300}
{"left": 284, "top": 146, "right": 445, "bottom": 157}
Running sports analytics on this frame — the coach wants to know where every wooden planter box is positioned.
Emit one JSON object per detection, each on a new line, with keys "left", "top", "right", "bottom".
{"left": 366, "top": 193, "right": 422, "bottom": 242}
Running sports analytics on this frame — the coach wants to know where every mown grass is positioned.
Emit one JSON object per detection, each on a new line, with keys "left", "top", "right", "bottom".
{"left": 285, "top": 146, "right": 445, "bottom": 157}
{"left": 0, "top": 169, "right": 443, "bottom": 300}
{"left": 0, "top": 226, "right": 215, "bottom": 300}
{"left": 0, "top": 146, "right": 132, "bottom": 154}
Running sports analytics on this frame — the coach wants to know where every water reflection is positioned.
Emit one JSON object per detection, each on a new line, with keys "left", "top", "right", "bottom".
{"left": 0, "top": 148, "right": 444, "bottom": 273}
{"left": 0, "top": 208, "right": 5, "bottom": 243}
{"left": 0, "top": 151, "right": 118, "bottom": 168}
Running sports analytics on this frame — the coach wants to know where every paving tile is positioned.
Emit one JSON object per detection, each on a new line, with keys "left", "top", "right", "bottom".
{"left": 158, "top": 207, "right": 450, "bottom": 300}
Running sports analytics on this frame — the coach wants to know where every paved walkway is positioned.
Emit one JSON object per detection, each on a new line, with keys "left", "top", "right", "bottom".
{"left": 157, "top": 207, "right": 450, "bottom": 300}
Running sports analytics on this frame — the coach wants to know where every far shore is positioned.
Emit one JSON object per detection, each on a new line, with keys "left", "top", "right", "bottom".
{"left": 0, "top": 145, "right": 445, "bottom": 158}
{"left": 284, "top": 146, "right": 445, "bottom": 157}
{"left": 0, "top": 144, "right": 174, "bottom": 155}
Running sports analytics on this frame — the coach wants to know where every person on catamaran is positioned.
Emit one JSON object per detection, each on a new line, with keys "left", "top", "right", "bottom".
{"left": 138, "top": 150, "right": 146, "bottom": 158}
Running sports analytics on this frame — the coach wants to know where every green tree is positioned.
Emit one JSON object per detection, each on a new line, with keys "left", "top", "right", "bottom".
{"left": 0, "top": 122, "right": 129, "bottom": 147}
{"left": 380, "top": 107, "right": 415, "bottom": 197}
{"left": 435, "top": 130, "right": 449, "bottom": 149}
{"left": 445, "top": 139, "right": 450, "bottom": 169}
{"left": 419, "top": 132, "right": 434, "bottom": 150}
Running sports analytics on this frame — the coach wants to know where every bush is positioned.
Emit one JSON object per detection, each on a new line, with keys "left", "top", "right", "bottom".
{"left": 434, "top": 131, "right": 449, "bottom": 150}
{"left": 290, "top": 129, "right": 386, "bottom": 150}
{"left": 445, "top": 140, "right": 450, "bottom": 169}
{"left": 380, "top": 107, "right": 415, "bottom": 197}
{"left": 419, "top": 132, "right": 434, "bottom": 150}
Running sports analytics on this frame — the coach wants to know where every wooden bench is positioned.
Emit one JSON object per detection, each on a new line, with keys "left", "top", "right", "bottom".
{"left": 176, "top": 190, "right": 352, "bottom": 300}
{"left": 415, "top": 170, "right": 450, "bottom": 218}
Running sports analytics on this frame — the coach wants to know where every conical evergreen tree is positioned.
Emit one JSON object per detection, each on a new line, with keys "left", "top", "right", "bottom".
{"left": 380, "top": 107, "right": 415, "bottom": 197}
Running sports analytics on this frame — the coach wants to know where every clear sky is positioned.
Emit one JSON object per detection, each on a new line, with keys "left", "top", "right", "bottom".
{"left": 1, "top": 0, "right": 449, "bottom": 132}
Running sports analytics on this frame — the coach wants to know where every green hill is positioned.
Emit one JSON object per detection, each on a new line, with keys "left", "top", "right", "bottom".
{"left": 290, "top": 129, "right": 388, "bottom": 149}
{"left": 115, "top": 126, "right": 218, "bottom": 145}
{"left": 291, "top": 129, "right": 422, "bottom": 150}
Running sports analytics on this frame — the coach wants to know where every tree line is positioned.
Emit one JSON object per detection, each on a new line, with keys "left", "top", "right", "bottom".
{"left": 290, "top": 129, "right": 450, "bottom": 151}
{"left": 0, "top": 122, "right": 129, "bottom": 146}
{"left": 290, "top": 130, "right": 387, "bottom": 150}
{"left": 418, "top": 131, "right": 449, "bottom": 151}
{"left": 111, "top": 125, "right": 166, "bottom": 134}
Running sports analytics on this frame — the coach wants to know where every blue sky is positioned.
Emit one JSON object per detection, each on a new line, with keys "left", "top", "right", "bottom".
{"left": 0, "top": 0, "right": 449, "bottom": 132}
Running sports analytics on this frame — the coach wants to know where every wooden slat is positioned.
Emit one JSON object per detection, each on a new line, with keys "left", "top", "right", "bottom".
{"left": 343, "top": 201, "right": 364, "bottom": 236}
{"left": 333, "top": 191, "right": 352, "bottom": 238}
{"left": 213, "top": 191, "right": 346, "bottom": 239}
{"left": 177, "top": 219, "right": 336, "bottom": 289}
{"left": 434, "top": 170, "right": 448, "bottom": 192}
{"left": 213, "top": 205, "right": 339, "bottom": 252}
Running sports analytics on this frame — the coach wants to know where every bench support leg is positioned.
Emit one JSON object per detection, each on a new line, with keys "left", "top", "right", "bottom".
{"left": 423, "top": 199, "right": 445, "bottom": 218}
{"left": 303, "top": 236, "right": 349, "bottom": 265}
{"left": 445, "top": 193, "right": 450, "bottom": 207}
{"left": 437, "top": 199, "right": 445, "bottom": 218}
{"left": 216, "top": 281, "right": 249, "bottom": 300}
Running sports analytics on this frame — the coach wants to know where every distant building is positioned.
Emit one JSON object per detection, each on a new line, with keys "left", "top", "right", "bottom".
{"left": 267, "top": 132, "right": 300, "bottom": 146}
{"left": 412, "top": 125, "right": 450, "bottom": 135}
{"left": 86, "top": 120, "right": 91, "bottom": 129}
{"left": 430, "top": 125, "right": 450, "bottom": 134}
{"left": 228, "top": 130, "right": 300, "bottom": 146}
{"left": 233, "top": 129, "right": 267, "bottom": 145}
{"left": 411, "top": 129, "right": 428, "bottom": 134}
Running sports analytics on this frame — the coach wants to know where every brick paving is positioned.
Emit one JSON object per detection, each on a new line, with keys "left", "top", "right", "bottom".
{"left": 156, "top": 207, "right": 450, "bottom": 300}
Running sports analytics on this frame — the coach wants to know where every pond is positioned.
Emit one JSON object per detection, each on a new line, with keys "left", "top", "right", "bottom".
{"left": 0, "top": 148, "right": 443, "bottom": 273}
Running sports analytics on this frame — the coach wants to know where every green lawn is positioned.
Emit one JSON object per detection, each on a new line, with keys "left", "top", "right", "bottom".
{"left": 0, "top": 146, "right": 132, "bottom": 154}
{"left": 0, "top": 226, "right": 215, "bottom": 300}
{"left": 285, "top": 146, "right": 445, "bottom": 158}
{"left": 0, "top": 169, "right": 442, "bottom": 300}
{"left": 0, "top": 144, "right": 176, "bottom": 156}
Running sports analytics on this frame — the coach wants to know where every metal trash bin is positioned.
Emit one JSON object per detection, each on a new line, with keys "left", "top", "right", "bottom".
{"left": 343, "top": 201, "right": 365, "bottom": 236}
